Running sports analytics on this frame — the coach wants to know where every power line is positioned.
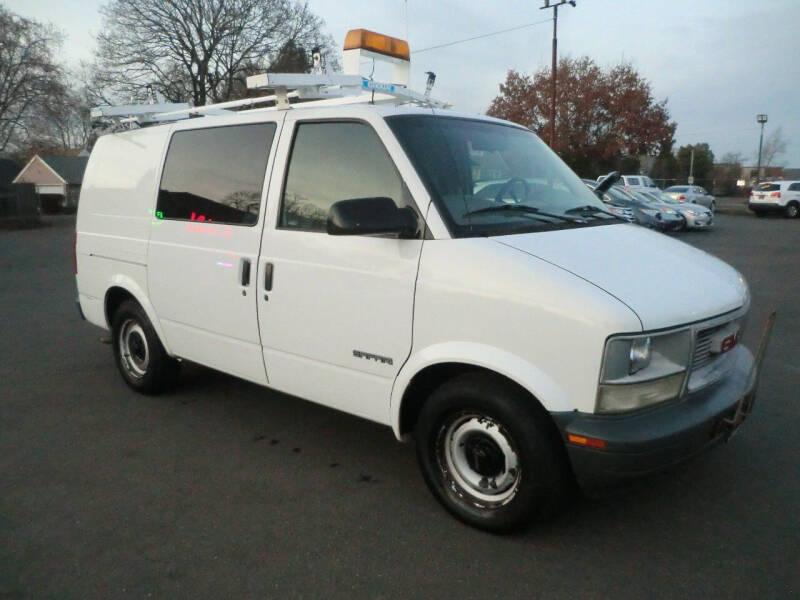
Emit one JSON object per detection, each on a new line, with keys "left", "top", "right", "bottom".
{"left": 412, "top": 18, "right": 552, "bottom": 54}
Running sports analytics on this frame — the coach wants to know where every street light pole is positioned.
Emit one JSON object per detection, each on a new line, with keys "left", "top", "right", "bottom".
{"left": 756, "top": 113, "right": 768, "bottom": 184}
{"left": 540, "top": 0, "right": 576, "bottom": 149}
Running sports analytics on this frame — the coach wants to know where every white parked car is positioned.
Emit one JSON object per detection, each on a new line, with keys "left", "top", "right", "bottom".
{"left": 596, "top": 174, "right": 658, "bottom": 192}
{"left": 75, "top": 31, "right": 768, "bottom": 532}
{"left": 748, "top": 181, "right": 800, "bottom": 218}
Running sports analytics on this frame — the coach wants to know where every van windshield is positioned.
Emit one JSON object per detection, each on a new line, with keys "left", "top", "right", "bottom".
{"left": 386, "top": 115, "right": 615, "bottom": 237}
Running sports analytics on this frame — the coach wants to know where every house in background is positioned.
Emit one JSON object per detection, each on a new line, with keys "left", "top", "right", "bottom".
{"left": 12, "top": 154, "right": 89, "bottom": 213}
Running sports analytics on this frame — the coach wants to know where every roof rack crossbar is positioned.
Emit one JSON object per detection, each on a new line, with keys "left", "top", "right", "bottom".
{"left": 90, "top": 102, "right": 191, "bottom": 120}
{"left": 91, "top": 73, "right": 446, "bottom": 134}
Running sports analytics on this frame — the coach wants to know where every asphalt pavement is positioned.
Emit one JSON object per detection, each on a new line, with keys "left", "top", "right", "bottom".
{"left": 1, "top": 212, "right": 798, "bottom": 599}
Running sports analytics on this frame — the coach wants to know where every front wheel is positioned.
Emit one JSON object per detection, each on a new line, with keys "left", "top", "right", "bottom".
{"left": 709, "top": 201, "right": 716, "bottom": 212}
{"left": 111, "top": 299, "right": 179, "bottom": 394}
{"left": 415, "top": 373, "right": 570, "bottom": 532}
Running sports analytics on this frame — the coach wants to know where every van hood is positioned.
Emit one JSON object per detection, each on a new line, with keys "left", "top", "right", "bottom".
{"left": 494, "top": 224, "right": 747, "bottom": 330}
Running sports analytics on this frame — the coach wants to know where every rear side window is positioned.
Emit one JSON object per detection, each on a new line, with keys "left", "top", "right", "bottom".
{"left": 788, "top": 182, "right": 800, "bottom": 191}
{"left": 279, "top": 121, "right": 414, "bottom": 232}
{"left": 157, "top": 123, "right": 276, "bottom": 225}
{"left": 756, "top": 183, "right": 780, "bottom": 191}
{"left": 627, "top": 177, "right": 640, "bottom": 186}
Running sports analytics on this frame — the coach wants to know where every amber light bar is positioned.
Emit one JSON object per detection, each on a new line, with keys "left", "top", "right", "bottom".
{"left": 344, "top": 29, "right": 410, "bottom": 61}
{"left": 567, "top": 434, "right": 606, "bottom": 449}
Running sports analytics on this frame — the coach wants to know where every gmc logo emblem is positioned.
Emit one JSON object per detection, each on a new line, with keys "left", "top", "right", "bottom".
{"left": 720, "top": 332, "right": 739, "bottom": 353}
{"left": 712, "top": 331, "right": 739, "bottom": 354}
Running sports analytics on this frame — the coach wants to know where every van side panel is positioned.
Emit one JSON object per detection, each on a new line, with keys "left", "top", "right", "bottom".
{"left": 76, "top": 127, "right": 170, "bottom": 330}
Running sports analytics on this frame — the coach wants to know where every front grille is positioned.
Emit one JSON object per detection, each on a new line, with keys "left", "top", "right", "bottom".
{"left": 692, "top": 326, "right": 717, "bottom": 370}
{"left": 687, "top": 316, "right": 741, "bottom": 392}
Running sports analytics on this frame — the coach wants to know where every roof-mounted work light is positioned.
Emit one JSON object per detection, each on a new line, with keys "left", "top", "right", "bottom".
{"left": 342, "top": 29, "right": 410, "bottom": 86}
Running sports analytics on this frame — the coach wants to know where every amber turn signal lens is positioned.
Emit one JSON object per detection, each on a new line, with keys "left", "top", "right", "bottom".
{"left": 567, "top": 434, "right": 606, "bottom": 449}
{"left": 343, "top": 29, "right": 410, "bottom": 61}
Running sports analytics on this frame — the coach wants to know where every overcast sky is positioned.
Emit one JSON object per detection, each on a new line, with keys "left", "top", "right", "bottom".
{"left": 7, "top": 0, "right": 800, "bottom": 166}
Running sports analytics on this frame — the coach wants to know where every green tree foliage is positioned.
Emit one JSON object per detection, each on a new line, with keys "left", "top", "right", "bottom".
{"left": 487, "top": 56, "right": 676, "bottom": 176}
{"left": 676, "top": 143, "right": 714, "bottom": 186}
{"left": 713, "top": 152, "right": 744, "bottom": 196}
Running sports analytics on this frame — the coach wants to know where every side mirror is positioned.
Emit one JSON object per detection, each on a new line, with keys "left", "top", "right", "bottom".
{"left": 595, "top": 171, "right": 621, "bottom": 195}
{"left": 327, "top": 197, "right": 418, "bottom": 238}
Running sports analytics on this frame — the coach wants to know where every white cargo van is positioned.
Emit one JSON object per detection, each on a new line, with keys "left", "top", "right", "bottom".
{"left": 76, "top": 31, "right": 772, "bottom": 531}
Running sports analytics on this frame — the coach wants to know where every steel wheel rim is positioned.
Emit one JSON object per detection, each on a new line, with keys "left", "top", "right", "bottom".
{"left": 119, "top": 318, "right": 149, "bottom": 379}
{"left": 437, "top": 413, "right": 521, "bottom": 507}
{"left": 788, "top": 204, "right": 798, "bottom": 218}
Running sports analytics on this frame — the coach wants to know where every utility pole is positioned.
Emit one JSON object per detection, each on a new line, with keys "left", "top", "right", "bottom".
{"left": 756, "top": 114, "right": 768, "bottom": 183}
{"left": 688, "top": 148, "right": 695, "bottom": 184}
{"left": 540, "top": 0, "right": 576, "bottom": 149}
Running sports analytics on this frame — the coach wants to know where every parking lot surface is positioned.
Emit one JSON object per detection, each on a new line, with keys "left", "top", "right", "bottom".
{"left": 1, "top": 214, "right": 798, "bottom": 599}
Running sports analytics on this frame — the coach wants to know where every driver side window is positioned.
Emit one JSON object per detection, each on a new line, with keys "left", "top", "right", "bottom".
{"left": 279, "top": 121, "right": 416, "bottom": 232}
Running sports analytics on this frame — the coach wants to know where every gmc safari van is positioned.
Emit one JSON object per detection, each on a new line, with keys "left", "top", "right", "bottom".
{"left": 76, "top": 32, "right": 771, "bottom": 532}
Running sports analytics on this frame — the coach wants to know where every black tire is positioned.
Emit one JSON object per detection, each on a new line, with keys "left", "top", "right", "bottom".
{"left": 710, "top": 201, "right": 716, "bottom": 213}
{"left": 414, "top": 372, "right": 570, "bottom": 532}
{"left": 785, "top": 202, "right": 799, "bottom": 219}
{"left": 111, "top": 299, "right": 179, "bottom": 394}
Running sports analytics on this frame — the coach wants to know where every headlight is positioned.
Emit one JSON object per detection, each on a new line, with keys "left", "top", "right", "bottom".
{"left": 685, "top": 210, "right": 698, "bottom": 216}
{"left": 660, "top": 207, "right": 676, "bottom": 214}
{"left": 597, "top": 329, "right": 692, "bottom": 413}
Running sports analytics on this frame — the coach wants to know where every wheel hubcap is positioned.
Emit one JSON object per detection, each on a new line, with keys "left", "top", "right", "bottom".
{"left": 119, "top": 319, "right": 149, "bottom": 378}
{"left": 438, "top": 413, "right": 521, "bottom": 507}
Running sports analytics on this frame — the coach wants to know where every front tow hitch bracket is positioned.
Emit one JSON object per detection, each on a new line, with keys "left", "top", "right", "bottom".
{"left": 723, "top": 310, "right": 776, "bottom": 432}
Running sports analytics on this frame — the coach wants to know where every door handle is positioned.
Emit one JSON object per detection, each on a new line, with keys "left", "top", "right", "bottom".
{"left": 240, "top": 258, "right": 251, "bottom": 286}
{"left": 264, "top": 262, "right": 273, "bottom": 291}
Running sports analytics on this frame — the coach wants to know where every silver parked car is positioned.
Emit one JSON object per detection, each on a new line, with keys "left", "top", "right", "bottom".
{"left": 664, "top": 185, "right": 716, "bottom": 212}
{"left": 640, "top": 190, "right": 713, "bottom": 230}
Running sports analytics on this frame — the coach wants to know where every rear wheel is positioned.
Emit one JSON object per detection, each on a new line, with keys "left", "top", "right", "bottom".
{"left": 709, "top": 200, "right": 716, "bottom": 212}
{"left": 785, "top": 202, "right": 799, "bottom": 219}
{"left": 415, "top": 373, "right": 570, "bottom": 532}
{"left": 111, "top": 299, "right": 179, "bottom": 394}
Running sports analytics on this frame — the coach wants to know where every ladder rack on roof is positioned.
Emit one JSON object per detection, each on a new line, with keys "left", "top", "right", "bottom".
{"left": 90, "top": 28, "right": 448, "bottom": 134}
{"left": 90, "top": 74, "right": 446, "bottom": 133}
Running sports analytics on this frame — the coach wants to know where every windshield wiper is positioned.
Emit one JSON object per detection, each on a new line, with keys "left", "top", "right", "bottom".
{"left": 463, "top": 204, "right": 584, "bottom": 223}
{"left": 565, "top": 205, "right": 625, "bottom": 221}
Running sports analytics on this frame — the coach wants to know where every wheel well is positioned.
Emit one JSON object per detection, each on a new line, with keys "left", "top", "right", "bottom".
{"left": 398, "top": 363, "right": 554, "bottom": 438}
{"left": 104, "top": 286, "right": 136, "bottom": 328}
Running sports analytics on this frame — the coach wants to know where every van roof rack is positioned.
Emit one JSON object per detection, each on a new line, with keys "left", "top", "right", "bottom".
{"left": 90, "top": 28, "right": 447, "bottom": 134}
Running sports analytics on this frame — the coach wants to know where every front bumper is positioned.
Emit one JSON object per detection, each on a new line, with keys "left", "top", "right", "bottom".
{"left": 655, "top": 216, "right": 685, "bottom": 231}
{"left": 552, "top": 314, "right": 774, "bottom": 488}
{"left": 748, "top": 201, "right": 784, "bottom": 212}
{"left": 685, "top": 212, "right": 713, "bottom": 229}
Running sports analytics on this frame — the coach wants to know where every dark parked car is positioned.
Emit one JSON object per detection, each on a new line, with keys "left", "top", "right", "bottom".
{"left": 584, "top": 180, "right": 684, "bottom": 231}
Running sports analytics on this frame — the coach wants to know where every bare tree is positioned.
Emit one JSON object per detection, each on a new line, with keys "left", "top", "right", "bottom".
{"left": 28, "top": 86, "right": 91, "bottom": 151}
{"left": 0, "top": 7, "right": 65, "bottom": 153}
{"left": 94, "top": 0, "right": 337, "bottom": 106}
{"left": 761, "top": 126, "right": 787, "bottom": 169}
